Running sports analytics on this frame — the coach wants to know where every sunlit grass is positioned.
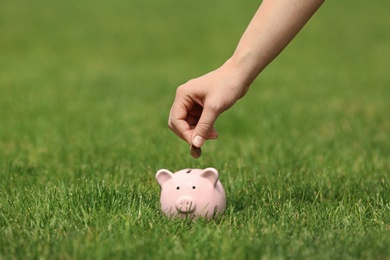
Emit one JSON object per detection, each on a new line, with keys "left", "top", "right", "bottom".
{"left": 1, "top": 0, "right": 389, "bottom": 259}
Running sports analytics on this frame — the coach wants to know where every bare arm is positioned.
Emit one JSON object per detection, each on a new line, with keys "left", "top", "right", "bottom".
{"left": 168, "top": 0, "right": 325, "bottom": 153}
{"left": 231, "top": 0, "right": 325, "bottom": 90}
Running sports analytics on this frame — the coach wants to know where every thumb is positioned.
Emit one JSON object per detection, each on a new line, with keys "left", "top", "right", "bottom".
{"left": 191, "top": 106, "right": 220, "bottom": 148}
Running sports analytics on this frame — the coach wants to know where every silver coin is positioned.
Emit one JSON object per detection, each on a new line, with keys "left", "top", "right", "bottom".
{"left": 190, "top": 145, "right": 202, "bottom": 158}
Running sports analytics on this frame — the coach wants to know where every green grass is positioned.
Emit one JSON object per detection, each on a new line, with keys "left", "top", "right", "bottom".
{"left": 1, "top": 0, "right": 389, "bottom": 259}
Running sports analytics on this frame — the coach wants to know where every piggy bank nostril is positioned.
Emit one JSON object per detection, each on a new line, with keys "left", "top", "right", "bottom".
{"left": 176, "top": 197, "right": 196, "bottom": 212}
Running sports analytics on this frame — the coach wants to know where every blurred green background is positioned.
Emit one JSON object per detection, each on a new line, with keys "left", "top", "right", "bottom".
{"left": 1, "top": 0, "right": 388, "bottom": 174}
{"left": 1, "top": 0, "right": 389, "bottom": 258}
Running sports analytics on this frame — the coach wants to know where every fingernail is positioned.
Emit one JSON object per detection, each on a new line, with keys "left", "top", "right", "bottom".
{"left": 192, "top": 135, "right": 204, "bottom": 148}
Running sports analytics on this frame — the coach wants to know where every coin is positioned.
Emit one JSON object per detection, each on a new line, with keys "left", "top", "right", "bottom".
{"left": 190, "top": 145, "right": 202, "bottom": 159}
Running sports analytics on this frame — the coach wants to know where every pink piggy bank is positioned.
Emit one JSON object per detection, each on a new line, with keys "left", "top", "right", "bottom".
{"left": 156, "top": 168, "right": 226, "bottom": 219}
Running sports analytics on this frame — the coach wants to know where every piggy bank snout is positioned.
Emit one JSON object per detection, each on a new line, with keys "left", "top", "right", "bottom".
{"left": 176, "top": 196, "right": 196, "bottom": 213}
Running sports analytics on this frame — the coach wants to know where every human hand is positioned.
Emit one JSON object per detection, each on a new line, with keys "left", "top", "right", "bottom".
{"left": 168, "top": 59, "right": 250, "bottom": 151}
{"left": 168, "top": 0, "right": 324, "bottom": 156}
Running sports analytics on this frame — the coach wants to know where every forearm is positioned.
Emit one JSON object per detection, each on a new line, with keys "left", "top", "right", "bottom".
{"left": 230, "top": 0, "right": 325, "bottom": 88}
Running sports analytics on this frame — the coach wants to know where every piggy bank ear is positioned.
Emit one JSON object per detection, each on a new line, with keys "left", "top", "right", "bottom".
{"left": 156, "top": 169, "right": 174, "bottom": 187}
{"left": 200, "top": 168, "right": 219, "bottom": 186}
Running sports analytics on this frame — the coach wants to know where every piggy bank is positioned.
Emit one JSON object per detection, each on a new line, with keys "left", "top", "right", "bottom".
{"left": 156, "top": 168, "right": 226, "bottom": 219}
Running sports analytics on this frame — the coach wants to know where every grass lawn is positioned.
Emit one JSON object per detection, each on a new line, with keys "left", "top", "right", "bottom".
{"left": 1, "top": 0, "right": 389, "bottom": 259}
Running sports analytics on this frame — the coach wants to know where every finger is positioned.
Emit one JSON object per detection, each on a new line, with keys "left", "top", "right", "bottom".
{"left": 187, "top": 113, "right": 218, "bottom": 138}
{"left": 207, "top": 127, "right": 218, "bottom": 139}
{"left": 168, "top": 101, "right": 193, "bottom": 145}
{"left": 191, "top": 104, "right": 220, "bottom": 148}
{"left": 186, "top": 104, "right": 203, "bottom": 129}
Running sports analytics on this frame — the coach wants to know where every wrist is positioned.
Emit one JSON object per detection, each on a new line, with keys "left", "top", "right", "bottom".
{"left": 222, "top": 56, "right": 260, "bottom": 97}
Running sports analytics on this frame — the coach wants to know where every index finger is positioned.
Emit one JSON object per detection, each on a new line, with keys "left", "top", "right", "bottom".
{"left": 168, "top": 99, "right": 193, "bottom": 145}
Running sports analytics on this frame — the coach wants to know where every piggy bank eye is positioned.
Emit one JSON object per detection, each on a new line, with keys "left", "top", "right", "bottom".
{"left": 192, "top": 186, "right": 196, "bottom": 189}
{"left": 176, "top": 186, "right": 180, "bottom": 190}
